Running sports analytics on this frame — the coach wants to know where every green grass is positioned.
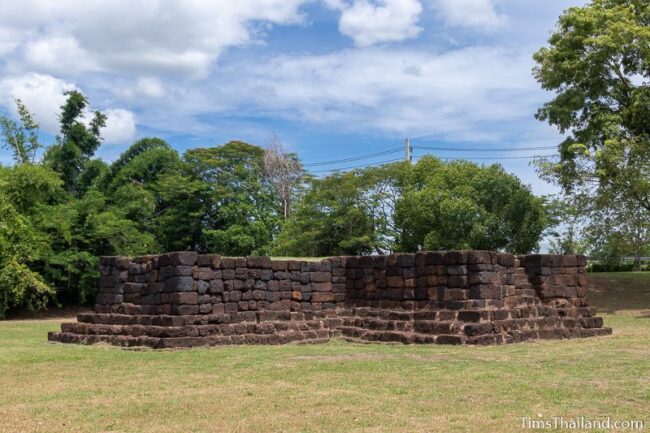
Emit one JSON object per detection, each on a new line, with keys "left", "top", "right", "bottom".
{"left": 0, "top": 276, "right": 648, "bottom": 433}
{"left": 588, "top": 272, "right": 650, "bottom": 314}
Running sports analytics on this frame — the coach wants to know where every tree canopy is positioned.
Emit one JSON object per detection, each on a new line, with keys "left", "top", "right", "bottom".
{"left": 534, "top": 0, "right": 650, "bottom": 212}
{"left": 0, "top": 92, "right": 553, "bottom": 316}
{"left": 273, "top": 157, "right": 550, "bottom": 257}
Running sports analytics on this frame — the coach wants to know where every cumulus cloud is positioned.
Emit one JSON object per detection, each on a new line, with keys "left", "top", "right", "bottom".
{"left": 431, "top": 0, "right": 506, "bottom": 29}
{"left": 102, "top": 109, "right": 136, "bottom": 144}
{"left": 0, "top": 0, "right": 308, "bottom": 79}
{"left": 0, "top": 73, "right": 75, "bottom": 133}
{"left": 326, "top": 0, "right": 423, "bottom": 47}
{"left": 136, "top": 77, "right": 165, "bottom": 98}
{"left": 0, "top": 73, "right": 135, "bottom": 144}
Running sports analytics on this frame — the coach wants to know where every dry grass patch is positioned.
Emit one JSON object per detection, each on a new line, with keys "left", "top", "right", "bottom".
{"left": 0, "top": 277, "right": 648, "bottom": 433}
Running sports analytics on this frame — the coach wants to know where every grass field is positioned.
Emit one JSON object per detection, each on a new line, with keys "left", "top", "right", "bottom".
{"left": 0, "top": 274, "right": 648, "bottom": 433}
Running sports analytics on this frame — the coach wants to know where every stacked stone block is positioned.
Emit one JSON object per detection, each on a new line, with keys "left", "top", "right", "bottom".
{"left": 49, "top": 251, "right": 611, "bottom": 348}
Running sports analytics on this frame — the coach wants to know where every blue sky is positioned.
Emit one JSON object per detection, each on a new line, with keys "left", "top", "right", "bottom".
{"left": 0, "top": 0, "right": 586, "bottom": 195}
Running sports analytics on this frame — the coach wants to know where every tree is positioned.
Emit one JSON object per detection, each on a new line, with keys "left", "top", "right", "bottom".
{"left": 103, "top": 137, "right": 202, "bottom": 252}
{"left": 0, "top": 99, "right": 41, "bottom": 164}
{"left": 272, "top": 171, "right": 377, "bottom": 257}
{"left": 533, "top": 0, "right": 650, "bottom": 212}
{"left": 263, "top": 135, "right": 304, "bottom": 221}
{"left": 550, "top": 187, "right": 650, "bottom": 269}
{"left": 184, "top": 141, "right": 282, "bottom": 255}
{"left": 588, "top": 196, "right": 650, "bottom": 270}
{"left": 545, "top": 197, "right": 589, "bottom": 255}
{"left": 0, "top": 171, "right": 56, "bottom": 317}
{"left": 395, "top": 156, "right": 549, "bottom": 253}
{"left": 44, "top": 90, "right": 107, "bottom": 195}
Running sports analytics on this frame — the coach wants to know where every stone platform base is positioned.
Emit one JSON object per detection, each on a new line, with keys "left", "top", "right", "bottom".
{"left": 48, "top": 251, "right": 612, "bottom": 349}
{"left": 48, "top": 310, "right": 340, "bottom": 349}
{"left": 337, "top": 306, "right": 612, "bottom": 345}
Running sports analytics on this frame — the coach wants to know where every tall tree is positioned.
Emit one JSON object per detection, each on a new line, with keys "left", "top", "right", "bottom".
{"left": 272, "top": 171, "right": 377, "bottom": 257}
{"left": 0, "top": 99, "right": 41, "bottom": 164}
{"left": 0, "top": 168, "right": 56, "bottom": 317}
{"left": 44, "top": 90, "right": 107, "bottom": 195}
{"left": 263, "top": 135, "right": 304, "bottom": 221}
{"left": 184, "top": 141, "right": 282, "bottom": 255}
{"left": 395, "top": 157, "right": 549, "bottom": 254}
{"left": 103, "top": 137, "right": 202, "bottom": 252}
{"left": 533, "top": 0, "right": 650, "bottom": 212}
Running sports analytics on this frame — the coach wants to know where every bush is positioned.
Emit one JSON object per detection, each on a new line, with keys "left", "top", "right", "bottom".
{"left": 588, "top": 262, "right": 636, "bottom": 272}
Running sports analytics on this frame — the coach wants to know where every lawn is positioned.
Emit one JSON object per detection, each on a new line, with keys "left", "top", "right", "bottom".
{"left": 0, "top": 275, "right": 648, "bottom": 433}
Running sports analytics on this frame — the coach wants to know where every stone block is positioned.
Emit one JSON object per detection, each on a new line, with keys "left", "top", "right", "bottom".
{"left": 169, "top": 251, "right": 198, "bottom": 266}
{"left": 311, "top": 282, "right": 332, "bottom": 292}
{"left": 310, "top": 271, "right": 331, "bottom": 282}
{"left": 311, "top": 292, "right": 335, "bottom": 302}
{"left": 171, "top": 292, "right": 198, "bottom": 304}
{"left": 164, "top": 276, "right": 194, "bottom": 292}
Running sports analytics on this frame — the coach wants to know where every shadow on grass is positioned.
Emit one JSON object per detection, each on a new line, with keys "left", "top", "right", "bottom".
{"left": 587, "top": 272, "right": 650, "bottom": 315}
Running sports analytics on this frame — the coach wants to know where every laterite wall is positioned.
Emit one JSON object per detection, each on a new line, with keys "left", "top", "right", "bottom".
{"left": 49, "top": 251, "right": 611, "bottom": 348}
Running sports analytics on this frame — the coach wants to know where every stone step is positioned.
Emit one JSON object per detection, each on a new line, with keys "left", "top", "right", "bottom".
{"left": 62, "top": 319, "right": 332, "bottom": 338}
{"left": 338, "top": 327, "right": 467, "bottom": 345}
{"left": 77, "top": 311, "right": 335, "bottom": 326}
{"left": 48, "top": 329, "right": 335, "bottom": 349}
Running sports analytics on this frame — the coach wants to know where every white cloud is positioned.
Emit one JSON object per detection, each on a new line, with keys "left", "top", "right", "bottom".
{"left": 0, "top": 73, "right": 75, "bottom": 133}
{"left": 0, "top": 73, "right": 135, "bottom": 144}
{"left": 203, "top": 45, "right": 538, "bottom": 138}
{"left": 0, "top": 0, "right": 308, "bottom": 79}
{"left": 136, "top": 77, "right": 165, "bottom": 98}
{"left": 23, "top": 36, "right": 97, "bottom": 75}
{"left": 102, "top": 109, "right": 136, "bottom": 144}
{"left": 326, "top": 0, "right": 423, "bottom": 47}
{"left": 431, "top": 0, "right": 506, "bottom": 29}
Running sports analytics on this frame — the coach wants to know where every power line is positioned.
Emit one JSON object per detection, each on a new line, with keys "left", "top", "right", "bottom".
{"left": 308, "top": 153, "right": 557, "bottom": 175}
{"left": 301, "top": 144, "right": 556, "bottom": 168}
{"left": 300, "top": 144, "right": 401, "bottom": 161}
{"left": 413, "top": 145, "right": 557, "bottom": 152}
{"left": 302, "top": 147, "right": 402, "bottom": 166}
{"left": 309, "top": 157, "right": 405, "bottom": 173}
{"left": 430, "top": 154, "right": 557, "bottom": 161}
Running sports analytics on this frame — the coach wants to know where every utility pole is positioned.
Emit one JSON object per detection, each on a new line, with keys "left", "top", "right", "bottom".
{"left": 404, "top": 138, "right": 412, "bottom": 163}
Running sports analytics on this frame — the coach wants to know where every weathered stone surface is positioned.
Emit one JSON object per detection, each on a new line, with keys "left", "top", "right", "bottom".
{"left": 52, "top": 250, "right": 611, "bottom": 348}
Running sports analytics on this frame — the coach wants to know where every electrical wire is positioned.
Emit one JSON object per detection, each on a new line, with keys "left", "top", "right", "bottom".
{"left": 303, "top": 148, "right": 403, "bottom": 166}
{"left": 430, "top": 154, "right": 557, "bottom": 161}
{"left": 309, "top": 157, "right": 405, "bottom": 173}
{"left": 413, "top": 145, "right": 557, "bottom": 152}
{"left": 300, "top": 144, "right": 402, "bottom": 161}
{"left": 308, "top": 153, "right": 557, "bottom": 176}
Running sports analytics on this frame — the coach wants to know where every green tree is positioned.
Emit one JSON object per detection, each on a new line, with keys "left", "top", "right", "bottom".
{"left": 0, "top": 172, "right": 55, "bottom": 317}
{"left": 395, "top": 157, "right": 549, "bottom": 253}
{"left": 272, "top": 171, "right": 377, "bottom": 257}
{"left": 0, "top": 99, "right": 41, "bottom": 164}
{"left": 44, "top": 90, "right": 107, "bottom": 195}
{"left": 103, "top": 137, "right": 202, "bottom": 252}
{"left": 534, "top": 0, "right": 650, "bottom": 211}
{"left": 184, "top": 141, "right": 281, "bottom": 255}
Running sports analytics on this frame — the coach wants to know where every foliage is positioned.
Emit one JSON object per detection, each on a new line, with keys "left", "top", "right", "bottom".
{"left": 272, "top": 171, "right": 377, "bottom": 256}
{"left": 44, "top": 90, "right": 107, "bottom": 195}
{"left": 0, "top": 177, "right": 55, "bottom": 316}
{"left": 534, "top": 0, "right": 650, "bottom": 212}
{"left": 395, "top": 157, "right": 550, "bottom": 254}
{"left": 185, "top": 141, "right": 282, "bottom": 255}
{"left": 0, "top": 93, "right": 554, "bottom": 315}
{"left": 275, "top": 158, "right": 547, "bottom": 256}
{"left": 547, "top": 181, "right": 650, "bottom": 267}
{"left": 0, "top": 99, "right": 41, "bottom": 164}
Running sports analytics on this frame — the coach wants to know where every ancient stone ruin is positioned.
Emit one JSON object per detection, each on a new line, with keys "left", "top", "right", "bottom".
{"left": 49, "top": 251, "right": 612, "bottom": 348}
